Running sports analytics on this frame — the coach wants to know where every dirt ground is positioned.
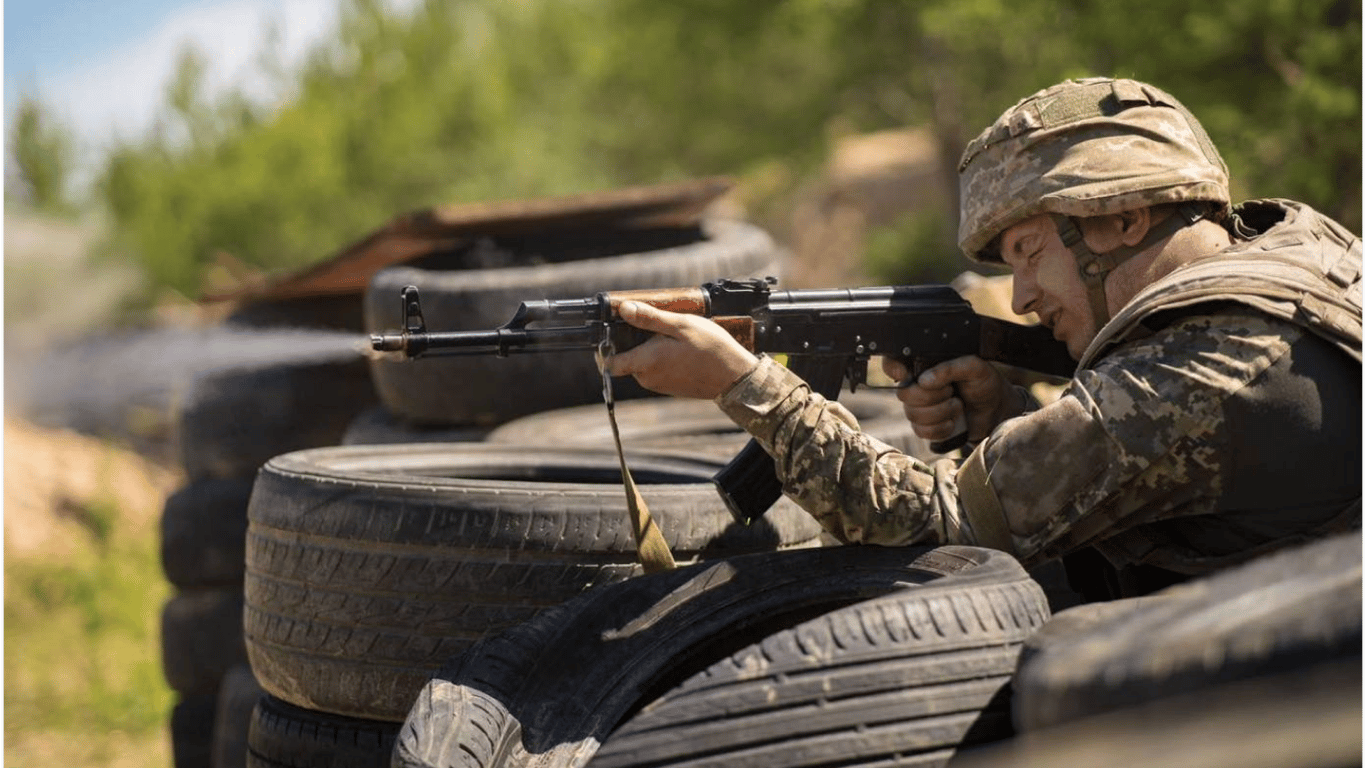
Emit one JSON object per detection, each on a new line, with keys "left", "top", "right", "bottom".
{"left": 4, "top": 412, "right": 181, "bottom": 768}
{"left": 5, "top": 209, "right": 184, "bottom": 544}
{"left": 3, "top": 414, "right": 181, "bottom": 558}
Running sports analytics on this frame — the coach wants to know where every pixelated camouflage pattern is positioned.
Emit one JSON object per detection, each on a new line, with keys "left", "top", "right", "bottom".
{"left": 716, "top": 200, "right": 1359, "bottom": 570}
{"left": 958, "top": 77, "right": 1230, "bottom": 260}
{"left": 717, "top": 355, "right": 971, "bottom": 547}
{"left": 1080, "top": 200, "right": 1363, "bottom": 369}
{"left": 985, "top": 311, "right": 1295, "bottom": 564}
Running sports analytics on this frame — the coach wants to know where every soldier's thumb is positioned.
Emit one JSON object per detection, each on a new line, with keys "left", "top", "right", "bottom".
{"left": 618, "top": 301, "right": 682, "bottom": 337}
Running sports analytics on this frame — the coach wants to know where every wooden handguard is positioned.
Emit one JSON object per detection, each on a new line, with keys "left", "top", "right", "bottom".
{"left": 606, "top": 286, "right": 708, "bottom": 315}
{"left": 605, "top": 288, "right": 757, "bottom": 351}
{"left": 710, "top": 317, "right": 757, "bottom": 351}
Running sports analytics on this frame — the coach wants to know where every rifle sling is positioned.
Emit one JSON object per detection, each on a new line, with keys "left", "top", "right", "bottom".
{"left": 597, "top": 346, "right": 676, "bottom": 574}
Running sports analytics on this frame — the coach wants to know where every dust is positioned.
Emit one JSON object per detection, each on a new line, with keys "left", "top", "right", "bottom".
{"left": 3, "top": 415, "right": 182, "bottom": 558}
{"left": 4, "top": 212, "right": 144, "bottom": 352}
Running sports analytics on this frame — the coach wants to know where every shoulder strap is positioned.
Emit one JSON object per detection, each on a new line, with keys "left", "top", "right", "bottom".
{"left": 957, "top": 445, "right": 1017, "bottom": 555}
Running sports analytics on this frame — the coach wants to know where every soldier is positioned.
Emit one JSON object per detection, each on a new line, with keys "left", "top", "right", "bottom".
{"left": 604, "top": 77, "right": 1362, "bottom": 599}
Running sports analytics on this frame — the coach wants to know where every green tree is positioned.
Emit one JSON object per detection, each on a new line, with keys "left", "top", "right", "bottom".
{"left": 89, "top": 0, "right": 1361, "bottom": 301}
{"left": 9, "top": 97, "right": 77, "bottom": 216}
{"left": 1067, "top": 0, "right": 1362, "bottom": 228}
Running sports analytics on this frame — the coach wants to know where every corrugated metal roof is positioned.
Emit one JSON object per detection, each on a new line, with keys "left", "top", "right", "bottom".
{"left": 205, "top": 177, "right": 733, "bottom": 304}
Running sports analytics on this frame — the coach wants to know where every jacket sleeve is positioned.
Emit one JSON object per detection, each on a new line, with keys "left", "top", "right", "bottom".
{"left": 978, "top": 311, "right": 1296, "bottom": 562}
{"left": 714, "top": 355, "right": 977, "bottom": 547}
{"left": 714, "top": 311, "right": 1294, "bottom": 565}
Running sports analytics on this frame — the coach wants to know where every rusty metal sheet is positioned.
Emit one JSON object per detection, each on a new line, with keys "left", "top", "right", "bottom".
{"left": 205, "top": 176, "right": 733, "bottom": 303}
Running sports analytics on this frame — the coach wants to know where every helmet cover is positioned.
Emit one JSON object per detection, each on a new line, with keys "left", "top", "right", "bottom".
{"left": 958, "top": 77, "right": 1230, "bottom": 261}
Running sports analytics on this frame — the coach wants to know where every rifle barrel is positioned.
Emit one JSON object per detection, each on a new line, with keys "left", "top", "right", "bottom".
{"left": 373, "top": 325, "right": 603, "bottom": 357}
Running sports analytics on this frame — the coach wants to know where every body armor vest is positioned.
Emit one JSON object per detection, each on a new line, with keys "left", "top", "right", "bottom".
{"left": 1080, "top": 199, "right": 1361, "bottom": 369}
{"left": 1075, "top": 199, "right": 1361, "bottom": 586}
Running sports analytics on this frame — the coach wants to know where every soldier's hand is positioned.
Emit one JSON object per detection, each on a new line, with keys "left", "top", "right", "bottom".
{"left": 603, "top": 301, "right": 759, "bottom": 400}
{"left": 880, "top": 355, "right": 1019, "bottom": 445}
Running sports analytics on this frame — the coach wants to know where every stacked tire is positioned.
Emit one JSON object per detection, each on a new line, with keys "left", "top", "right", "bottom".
{"left": 243, "top": 214, "right": 803, "bottom": 765}
{"left": 359, "top": 217, "right": 782, "bottom": 432}
{"left": 241, "top": 445, "right": 827, "bottom": 766}
{"left": 338, "top": 217, "right": 788, "bottom": 461}
{"left": 383, "top": 530, "right": 1361, "bottom": 768}
{"left": 953, "top": 530, "right": 1362, "bottom": 768}
{"left": 393, "top": 544, "right": 1053, "bottom": 767}
{"left": 161, "top": 328, "right": 378, "bottom": 766}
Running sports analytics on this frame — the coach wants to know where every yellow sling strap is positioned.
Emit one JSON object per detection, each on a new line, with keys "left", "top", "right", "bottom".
{"left": 597, "top": 342, "right": 676, "bottom": 574}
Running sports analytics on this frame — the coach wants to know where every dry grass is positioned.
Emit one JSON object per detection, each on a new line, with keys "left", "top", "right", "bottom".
{"left": 4, "top": 726, "right": 173, "bottom": 768}
{"left": 5, "top": 416, "right": 183, "bottom": 768}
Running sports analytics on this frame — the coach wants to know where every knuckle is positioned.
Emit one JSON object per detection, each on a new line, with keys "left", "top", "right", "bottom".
{"left": 915, "top": 422, "right": 946, "bottom": 440}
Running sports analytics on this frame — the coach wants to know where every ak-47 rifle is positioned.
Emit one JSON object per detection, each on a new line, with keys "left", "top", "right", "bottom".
{"left": 370, "top": 277, "right": 1075, "bottom": 525}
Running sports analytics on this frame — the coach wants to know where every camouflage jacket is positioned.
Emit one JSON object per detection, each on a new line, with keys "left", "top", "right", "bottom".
{"left": 717, "top": 199, "right": 1361, "bottom": 572}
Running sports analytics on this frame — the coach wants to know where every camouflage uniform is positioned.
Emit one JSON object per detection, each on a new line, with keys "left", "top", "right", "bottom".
{"left": 718, "top": 199, "right": 1360, "bottom": 573}
{"left": 716, "top": 79, "right": 1362, "bottom": 582}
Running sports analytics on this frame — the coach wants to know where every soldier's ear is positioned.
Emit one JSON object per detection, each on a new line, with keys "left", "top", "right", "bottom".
{"left": 1115, "top": 208, "right": 1152, "bottom": 247}
{"left": 1080, "top": 209, "right": 1151, "bottom": 253}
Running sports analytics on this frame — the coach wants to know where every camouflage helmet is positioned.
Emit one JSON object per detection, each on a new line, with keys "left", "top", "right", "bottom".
{"left": 957, "top": 77, "right": 1230, "bottom": 262}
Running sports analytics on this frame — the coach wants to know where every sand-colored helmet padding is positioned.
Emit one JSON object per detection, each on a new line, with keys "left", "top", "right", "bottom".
{"left": 957, "top": 78, "right": 1231, "bottom": 324}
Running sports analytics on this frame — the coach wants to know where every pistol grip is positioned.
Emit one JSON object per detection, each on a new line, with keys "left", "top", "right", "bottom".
{"left": 902, "top": 355, "right": 968, "bottom": 455}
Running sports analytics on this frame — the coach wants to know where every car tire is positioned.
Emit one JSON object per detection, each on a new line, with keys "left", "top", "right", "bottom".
{"left": 246, "top": 695, "right": 398, "bottom": 768}
{"left": 1012, "top": 530, "right": 1362, "bottom": 732}
{"left": 244, "top": 443, "right": 824, "bottom": 721}
{"left": 162, "top": 588, "right": 249, "bottom": 697}
{"left": 363, "top": 219, "right": 782, "bottom": 426}
{"left": 175, "top": 331, "right": 377, "bottom": 482}
{"left": 161, "top": 479, "right": 255, "bottom": 589}
{"left": 211, "top": 664, "right": 265, "bottom": 768}
{"left": 395, "top": 545, "right": 1047, "bottom": 768}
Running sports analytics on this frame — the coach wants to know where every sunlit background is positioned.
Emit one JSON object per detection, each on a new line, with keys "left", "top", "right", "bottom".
{"left": 5, "top": 0, "right": 381, "bottom": 146}
{"left": 4, "top": 1, "right": 1361, "bottom": 766}
{"left": 7, "top": 0, "right": 1361, "bottom": 308}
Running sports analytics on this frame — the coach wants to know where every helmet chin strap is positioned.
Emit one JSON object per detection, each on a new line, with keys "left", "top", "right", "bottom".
{"left": 1049, "top": 203, "right": 1209, "bottom": 327}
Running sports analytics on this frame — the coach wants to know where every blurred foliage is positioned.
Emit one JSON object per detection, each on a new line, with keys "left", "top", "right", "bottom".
{"left": 11, "top": 0, "right": 1361, "bottom": 299}
{"left": 9, "top": 96, "right": 78, "bottom": 216}
{"left": 864, "top": 210, "right": 961, "bottom": 286}
{"left": 4, "top": 497, "right": 173, "bottom": 766}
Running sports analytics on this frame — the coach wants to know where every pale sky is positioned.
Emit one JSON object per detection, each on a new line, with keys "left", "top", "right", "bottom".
{"left": 4, "top": 0, "right": 415, "bottom": 180}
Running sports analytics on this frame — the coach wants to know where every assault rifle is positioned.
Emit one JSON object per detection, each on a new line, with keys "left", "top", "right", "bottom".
{"left": 370, "top": 277, "right": 1075, "bottom": 525}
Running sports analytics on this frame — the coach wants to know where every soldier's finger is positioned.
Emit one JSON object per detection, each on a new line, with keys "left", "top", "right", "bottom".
{"left": 916, "top": 356, "right": 991, "bottom": 389}
{"left": 915, "top": 414, "right": 966, "bottom": 442}
{"left": 601, "top": 335, "right": 661, "bottom": 377}
{"left": 617, "top": 301, "right": 687, "bottom": 337}
{"left": 904, "top": 397, "right": 961, "bottom": 429}
{"left": 881, "top": 357, "right": 910, "bottom": 382}
{"left": 896, "top": 379, "right": 955, "bottom": 409}
{"left": 600, "top": 347, "right": 633, "bottom": 377}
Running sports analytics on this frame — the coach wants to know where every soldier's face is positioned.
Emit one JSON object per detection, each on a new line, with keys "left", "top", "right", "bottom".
{"left": 1000, "top": 215, "right": 1096, "bottom": 359}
